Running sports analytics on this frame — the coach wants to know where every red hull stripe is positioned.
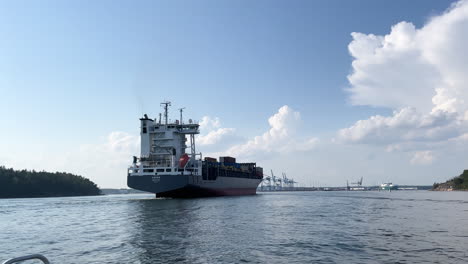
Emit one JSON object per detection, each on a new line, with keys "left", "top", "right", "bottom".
{"left": 157, "top": 186, "right": 257, "bottom": 198}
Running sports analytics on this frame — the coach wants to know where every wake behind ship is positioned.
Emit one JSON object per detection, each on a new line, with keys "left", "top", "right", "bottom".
{"left": 127, "top": 101, "right": 263, "bottom": 198}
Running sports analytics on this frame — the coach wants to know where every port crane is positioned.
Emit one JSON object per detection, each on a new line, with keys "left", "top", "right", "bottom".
{"left": 259, "top": 170, "right": 296, "bottom": 191}
{"left": 282, "top": 173, "right": 297, "bottom": 189}
{"left": 261, "top": 175, "right": 272, "bottom": 191}
{"left": 351, "top": 177, "right": 363, "bottom": 186}
{"left": 347, "top": 177, "right": 364, "bottom": 191}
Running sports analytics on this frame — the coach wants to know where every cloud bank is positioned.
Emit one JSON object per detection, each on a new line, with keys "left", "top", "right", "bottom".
{"left": 197, "top": 116, "right": 235, "bottom": 146}
{"left": 66, "top": 132, "right": 139, "bottom": 187}
{"left": 338, "top": 0, "right": 468, "bottom": 162}
{"left": 225, "top": 105, "right": 318, "bottom": 159}
{"left": 410, "top": 151, "right": 435, "bottom": 165}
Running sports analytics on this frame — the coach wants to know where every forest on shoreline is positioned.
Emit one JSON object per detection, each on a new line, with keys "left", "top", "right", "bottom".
{"left": 433, "top": 170, "right": 468, "bottom": 191}
{"left": 0, "top": 166, "right": 101, "bottom": 198}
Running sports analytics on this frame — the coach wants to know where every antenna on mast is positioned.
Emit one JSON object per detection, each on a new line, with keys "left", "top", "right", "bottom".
{"left": 158, "top": 113, "right": 162, "bottom": 124}
{"left": 160, "top": 101, "right": 171, "bottom": 125}
{"left": 178, "top": 107, "right": 186, "bottom": 124}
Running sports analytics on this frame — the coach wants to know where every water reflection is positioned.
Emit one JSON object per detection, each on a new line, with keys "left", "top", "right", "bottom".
{"left": 130, "top": 196, "right": 273, "bottom": 263}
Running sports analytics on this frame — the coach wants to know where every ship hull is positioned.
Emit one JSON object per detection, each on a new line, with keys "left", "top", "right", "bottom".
{"left": 380, "top": 186, "right": 398, "bottom": 191}
{"left": 128, "top": 174, "right": 262, "bottom": 198}
{"left": 156, "top": 186, "right": 257, "bottom": 198}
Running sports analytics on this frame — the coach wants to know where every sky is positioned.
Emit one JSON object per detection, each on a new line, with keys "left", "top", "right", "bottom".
{"left": 1, "top": 0, "right": 467, "bottom": 188}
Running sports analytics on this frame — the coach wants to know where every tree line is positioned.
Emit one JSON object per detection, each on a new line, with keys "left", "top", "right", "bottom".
{"left": 0, "top": 166, "right": 101, "bottom": 198}
{"left": 433, "top": 170, "right": 468, "bottom": 191}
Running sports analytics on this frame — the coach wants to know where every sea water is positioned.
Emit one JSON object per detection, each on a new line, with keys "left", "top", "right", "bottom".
{"left": 1, "top": 191, "right": 467, "bottom": 263}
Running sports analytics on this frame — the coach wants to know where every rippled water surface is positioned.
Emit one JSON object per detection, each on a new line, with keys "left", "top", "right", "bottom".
{"left": 1, "top": 191, "right": 468, "bottom": 263}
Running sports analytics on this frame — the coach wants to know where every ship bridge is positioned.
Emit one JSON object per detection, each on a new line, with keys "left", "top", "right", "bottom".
{"left": 129, "top": 101, "right": 202, "bottom": 176}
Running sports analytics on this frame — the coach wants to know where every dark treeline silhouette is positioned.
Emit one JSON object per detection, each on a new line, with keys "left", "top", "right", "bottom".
{"left": 0, "top": 166, "right": 101, "bottom": 198}
{"left": 433, "top": 170, "right": 468, "bottom": 191}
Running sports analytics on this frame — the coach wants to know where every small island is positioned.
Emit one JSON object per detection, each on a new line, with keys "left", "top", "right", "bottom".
{"left": 432, "top": 170, "right": 468, "bottom": 191}
{"left": 0, "top": 166, "right": 101, "bottom": 198}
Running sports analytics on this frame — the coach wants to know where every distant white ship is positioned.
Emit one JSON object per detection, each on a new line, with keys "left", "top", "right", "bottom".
{"left": 380, "top": 183, "right": 398, "bottom": 191}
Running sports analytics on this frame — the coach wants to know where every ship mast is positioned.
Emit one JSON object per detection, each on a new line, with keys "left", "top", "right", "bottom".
{"left": 161, "top": 101, "right": 171, "bottom": 125}
{"left": 178, "top": 107, "right": 185, "bottom": 124}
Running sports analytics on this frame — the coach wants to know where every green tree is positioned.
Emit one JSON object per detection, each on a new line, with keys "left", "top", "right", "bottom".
{"left": 0, "top": 166, "right": 101, "bottom": 198}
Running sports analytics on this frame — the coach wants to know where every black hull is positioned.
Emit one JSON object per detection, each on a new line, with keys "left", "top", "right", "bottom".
{"left": 157, "top": 185, "right": 257, "bottom": 198}
{"left": 127, "top": 174, "right": 261, "bottom": 198}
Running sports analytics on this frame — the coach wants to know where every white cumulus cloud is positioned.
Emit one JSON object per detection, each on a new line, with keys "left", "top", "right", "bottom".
{"left": 68, "top": 132, "right": 139, "bottom": 187}
{"left": 410, "top": 151, "right": 435, "bottom": 165}
{"left": 337, "top": 107, "right": 464, "bottom": 145}
{"left": 339, "top": 0, "right": 468, "bottom": 153}
{"left": 225, "top": 105, "right": 318, "bottom": 158}
{"left": 197, "top": 116, "right": 235, "bottom": 146}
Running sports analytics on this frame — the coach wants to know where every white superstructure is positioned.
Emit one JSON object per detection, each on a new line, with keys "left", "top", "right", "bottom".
{"left": 128, "top": 101, "right": 202, "bottom": 176}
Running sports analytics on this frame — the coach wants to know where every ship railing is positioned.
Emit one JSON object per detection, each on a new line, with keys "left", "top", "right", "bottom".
{"left": 178, "top": 124, "right": 200, "bottom": 134}
{"left": 2, "top": 254, "right": 50, "bottom": 264}
{"left": 128, "top": 166, "right": 201, "bottom": 176}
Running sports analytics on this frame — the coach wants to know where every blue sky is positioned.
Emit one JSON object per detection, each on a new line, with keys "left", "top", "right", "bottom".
{"left": 2, "top": 0, "right": 467, "bottom": 188}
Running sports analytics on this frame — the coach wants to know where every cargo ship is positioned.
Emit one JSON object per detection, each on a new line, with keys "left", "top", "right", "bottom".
{"left": 127, "top": 101, "right": 263, "bottom": 198}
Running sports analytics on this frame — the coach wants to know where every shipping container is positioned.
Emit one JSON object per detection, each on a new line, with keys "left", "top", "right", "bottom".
{"left": 256, "top": 167, "right": 263, "bottom": 177}
{"left": 204, "top": 157, "right": 217, "bottom": 162}
{"left": 219, "top": 156, "right": 236, "bottom": 163}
